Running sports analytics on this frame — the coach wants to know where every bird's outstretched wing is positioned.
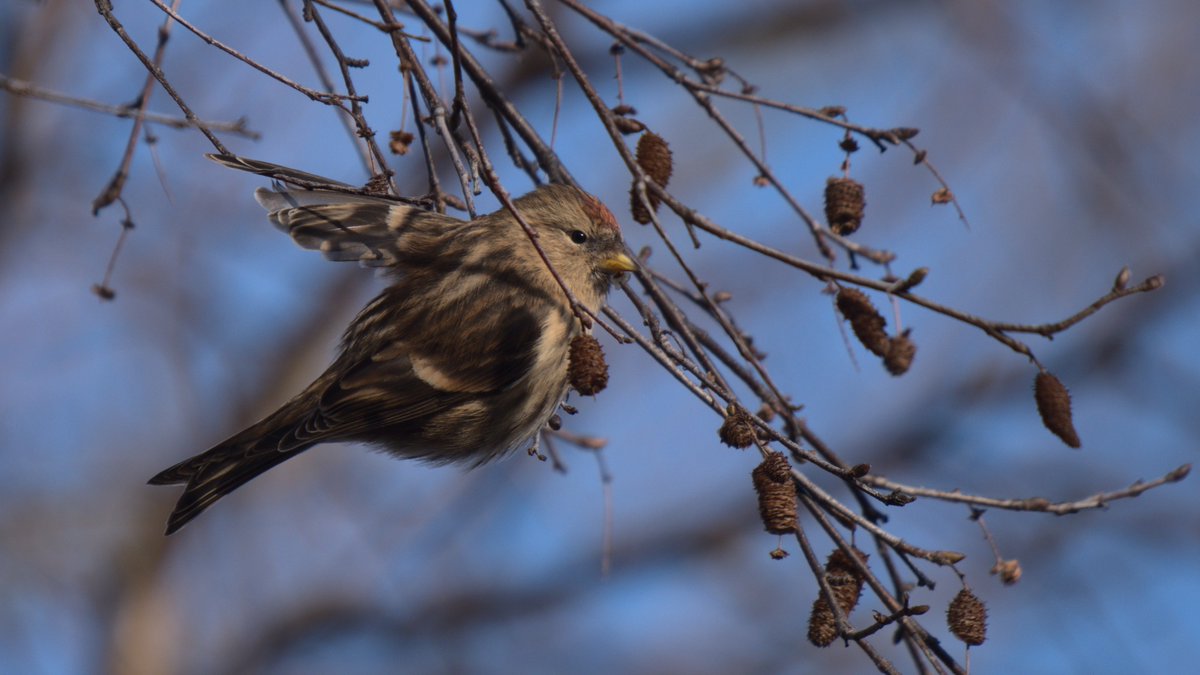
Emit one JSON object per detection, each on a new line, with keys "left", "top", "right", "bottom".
{"left": 208, "top": 153, "right": 465, "bottom": 268}
{"left": 206, "top": 153, "right": 354, "bottom": 188}
{"left": 255, "top": 189, "right": 464, "bottom": 267}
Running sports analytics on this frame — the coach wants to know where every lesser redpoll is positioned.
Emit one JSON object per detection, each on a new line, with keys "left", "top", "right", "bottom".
{"left": 149, "top": 154, "right": 635, "bottom": 534}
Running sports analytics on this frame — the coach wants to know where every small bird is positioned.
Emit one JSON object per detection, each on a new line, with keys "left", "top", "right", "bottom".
{"left": 149, "top": 154, "right": 636, "bottom": 534}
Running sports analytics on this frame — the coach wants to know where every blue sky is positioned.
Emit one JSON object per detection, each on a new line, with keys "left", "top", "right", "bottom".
{"left": 1, "top": 1, "right": 1197, "bottom": 673}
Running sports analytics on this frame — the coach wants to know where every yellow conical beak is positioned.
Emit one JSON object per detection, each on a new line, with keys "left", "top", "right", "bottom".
{"left": 599, "top": 252, "right": 637, "bottom": 274}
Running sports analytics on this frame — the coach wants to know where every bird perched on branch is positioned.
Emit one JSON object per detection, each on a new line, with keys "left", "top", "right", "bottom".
{"left": 149, "top": 154, "right": 636, "bottom": 535}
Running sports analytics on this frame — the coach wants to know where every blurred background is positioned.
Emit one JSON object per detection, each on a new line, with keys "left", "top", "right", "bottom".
{"left": 1, "top": 1, "right": 1197, "bottom": 673}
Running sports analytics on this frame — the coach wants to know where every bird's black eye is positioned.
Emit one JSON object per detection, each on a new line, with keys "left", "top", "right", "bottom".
{"left": 570, "top": 230, "right": 589, "bottom": 244}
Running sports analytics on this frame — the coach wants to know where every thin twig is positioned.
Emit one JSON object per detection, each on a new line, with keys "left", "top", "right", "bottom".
{"left": 302, "top": 0, "right": 396, "bottom": 190}
{"left": 93, "top": 0, "right": 228, "bottom": 153}
{"left": 0, "top": 75, "right": 257, "bottom": 137}
{"left": 373, "top": 0, "right": 477, "bottom": 216}
{"left": 145, "top": 0, "right": 363, "bottom": 108}
{"left": 278, "top": 0, "right": 373, "bottom": 175}
{"left": 862, "top": 464, "right": 1190, "bottom": 515}
{"left": 93, "top": 0, "right": 178, "bottom": 215}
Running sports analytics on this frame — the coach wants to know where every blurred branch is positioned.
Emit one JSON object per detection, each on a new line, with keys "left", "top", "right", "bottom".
{"left": 145, "top": 0, "right": 364, "bottom": 108}
{"left": 0, "top": 74, "right": 259, "bottom": 137}
{"left": 92, "top": 0, "right": 176, "bottom": 216}
{"left": 93, "top": 0, "right": 228, "bottom": 152}
{"left": 226, "top": 506, "right": 751, "bottom": 673}
{"left": 863, "top": 463, "right": 1191, "bottom": 515}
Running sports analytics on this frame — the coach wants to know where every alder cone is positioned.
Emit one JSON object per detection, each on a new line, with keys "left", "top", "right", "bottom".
{"left": 883, "top": 333, "right": 917, "bottom": 375}
{"left": 751, "top": 452, "right": 797, "bottom": 534}
{"left": 947, "top": 588, "right": 988, "bottom": 646}
{"left": 825, "top": 177, "right": 865, "bottom": 236}
{"left": 630, "top": 131, "right": 673, "bottom": 224}
{"left": 1034, "top": 371, "right": 1081, "bottom": 448}
{"left": 719, "top": 405, "right": 757, "bottom": 449}
{"left": 807, "top": 547, "right": 869, "bottom": 647}
{"left": 568, "top": 335, "right": 609, "bottom": 396}
{"left": 836, "top": 288, "right": 888, "bottom": 357}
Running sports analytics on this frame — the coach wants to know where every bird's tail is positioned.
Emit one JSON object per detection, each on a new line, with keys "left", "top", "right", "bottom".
{"left": 148, "top": 434, "right": 308, "bottom": 535}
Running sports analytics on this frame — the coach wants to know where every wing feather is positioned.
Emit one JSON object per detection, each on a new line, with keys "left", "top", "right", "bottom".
{"left": 250, "top": 189, "right": 465, "bottom": 267}
{"left": 209, "top": 153, "right": 465, "bottom": 268}
{"left": 278, "top": 298, "right": 545, "bottom": 453}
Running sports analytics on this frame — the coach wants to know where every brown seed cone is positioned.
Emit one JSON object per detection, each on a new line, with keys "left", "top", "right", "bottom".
{"left": 568, "top": 335, "right": 609, "bottom": 396}
{"left": 751, "top": 452, "right": 797, "bottom": 534}
{"left": 1034, "top": 371, "right": 1081, "bottom": 448}
{"left": 883, "top": 333, "right": 917, "bottom": 376}
{"left": 807, "top": 547, "right": 869, "bottom": 647}
{"left": 825, "top": 177, "right": 865, "bottom": 236}
{"left": 630, "top": 132, "right": 673, "bottom": 224}
{"left": 807, "top": 598, "right": 840, "bottom": 647}
{"left": 947, "top": 588, "right": 988, "bottom": 646}
{"left": 363, "top": 174, "right": 392, "bottom": 197}
{"left": 992, "top": 559, "right": 1022, "bottom": 586}
{"left": 825, "top": 546, "right": 869, "bottom": 579}
{"left": 388, "top": 130, "right": 414, "bottom": 155}
{"left": 836, "top": 288, "right": 889, "bottom": 357}
{"left": 718, "top": 405, "right": 757, "bottom": 449}
{"left": 630, "top": 197, "right": 652, "bottom": 225}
